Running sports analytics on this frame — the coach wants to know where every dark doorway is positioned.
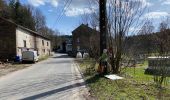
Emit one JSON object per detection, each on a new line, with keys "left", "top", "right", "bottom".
{"left": 62, "top": 42, "right": 66, "bottom": 53}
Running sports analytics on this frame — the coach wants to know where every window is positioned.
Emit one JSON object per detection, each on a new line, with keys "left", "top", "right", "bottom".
{"left": 47, "top": 42, "right": 49, "bottom": 46}
{"left": 43, "top": 49, "right": 45, "bottom": 53}
{"left": 23, "top": 40, "right": 26, "bottom": 47}
{"left": 77, "top": 38, "right": 80, "bottom": 43}
{"left": 42, "top": 40, "right": 44, "bottom": 46}
{"left": 37, "top": 49, "right": 39, "bottom": 56}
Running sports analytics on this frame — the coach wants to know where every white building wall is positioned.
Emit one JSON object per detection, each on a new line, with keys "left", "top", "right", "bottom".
{"left": 16, "top": 27, "right": 51, "bottom": 58}
{"left": 36, "top": 36, "right": 51, "bottom": 57}
{"left": 16, "top": 28, "right": 35, "bottom": 57}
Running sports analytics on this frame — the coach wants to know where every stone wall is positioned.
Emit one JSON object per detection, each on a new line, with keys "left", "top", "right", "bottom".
{"left": 72, "top": 24, "right": 100, "bottom": 55}
{"left": 0, "top": 18, "right": 51, "bottom": 60}
{"left": 16, "top": 28, "right": 36, "bottom": 57}
{"left": 72, "top": 30, "right": 90, "bottom": 52}
{"left": 36, "top": 36, "right": 51, "bottom": 57}
{"left": 16, "top": 28, "right": 51, "bottom": 58}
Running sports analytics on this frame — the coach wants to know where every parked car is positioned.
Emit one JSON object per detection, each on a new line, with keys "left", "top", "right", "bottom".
{"left": 22, "top": 51, "right": 39, "bottom": 63}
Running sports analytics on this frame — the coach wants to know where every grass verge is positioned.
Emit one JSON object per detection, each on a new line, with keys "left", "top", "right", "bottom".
{"left": 0, "top": 55, "right": 50, "bottom": 77}
{"left": 76, "top": 59, "right": 170, "bottom": 100}
{"left": 38, "top": 55, "right": 49, "bottom": 61}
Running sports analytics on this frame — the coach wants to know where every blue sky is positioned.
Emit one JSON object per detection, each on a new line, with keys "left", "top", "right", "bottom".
{"left": 19, "top": 0, "right": 170, "bottom": 35}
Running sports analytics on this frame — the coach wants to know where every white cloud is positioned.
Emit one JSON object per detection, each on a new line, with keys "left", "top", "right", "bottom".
{"left": 28, "top": 0, "right": 153, "bottom": 17}
{"left": 143, "top": 0, "right": 153, "bottom": 7}
{"left": 143, "top": 12, "right": 170, "bottom": 19}
{"left": 132, "top": 0, "right": 153, "bottom": 8}
{"left": 129, "top": 27, "right": 141, "bottom": 32}
{"left": 64, "top": 0, "right": 96, "bottom": 17}
{"left": 51, "top": 0, "right": 58, "bottom": 7}
{"left": 64, "top": 0, "right": 153, "bottom": 17}
{"left": 48, "top": 9, "right": 53, "bottom": 12}
{"left": 107, "top": 0, "right": 153, "bottom": 8}
{"left": 28, "top": 0, "right": 45, "bottom": 7}
{"left": 136, "top": 0, "right": 153, "bottom": 8}
{"left": 65, "top": 8, "right": 94, "bottom": 17}
{"left": 161, "top": 0, "right": 170, "bottom": 5}
{"left": 28, "top": 0, "right": 95, "bottom": 17}
{"left": 28, "top": 0, "right": 59, "bottom": 7}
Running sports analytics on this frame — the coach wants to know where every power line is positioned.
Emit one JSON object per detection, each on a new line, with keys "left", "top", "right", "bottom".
{"left": 56, "top": 0, "right": 72, "bottom": 24}
{"left": 51, "top": 0, "right": 70, "bottom": 29}
{"left": 52, "top": 0, "right": 72, "bottom": 30}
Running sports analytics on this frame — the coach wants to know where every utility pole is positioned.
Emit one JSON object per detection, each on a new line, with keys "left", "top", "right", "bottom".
{"left": 99, "top": 0, "right": 107, "bottom": 55}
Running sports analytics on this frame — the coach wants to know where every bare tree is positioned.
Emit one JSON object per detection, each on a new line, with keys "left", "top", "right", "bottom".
{"left": 0, "top": 0, "right": 10, "bottom": 18}
{"left": 152, "top": 18, "right": 170, "bottom": 88}
{"left": 0, "top": 0, "right": 5, "bottom": 10}
{"left": 50, "top": 30, "right": 62, "bottom": 50}
{"left": 107, "top": 0, "right": 146, "bottom": 73}
{"left": 80, "top": 0, "right": 146, "bottom": 73}
{"left": 81, "top": 12, "right": 90, "bottom": 25}
{"left": 80, "top": 0, "right": 100, "bottom": 59}
{"left": 89, "top": 12, "right": 99, "bottom": 30}
{"left": 138, "top": 20, "right": 154, "bottom": 55}
{"left": 81, "top": 0, "right": 99, "bottom": 30}
{"left": 33, "top": 8, "right": 46, "bottom": 33}
{"left": 89, "top": 31, "right": 100, "bottom": 59}
{"left": 138, "top": 20, "right": 154, "bottom": 35}
{"left": 155, "top": 18, "right": 170, "bottom": 56}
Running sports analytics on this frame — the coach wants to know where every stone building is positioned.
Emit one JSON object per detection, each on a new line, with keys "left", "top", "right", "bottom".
{"left": 72, "top": 24, "right": 100, "bottom": 56}
{"left": 0, "top": 17, "right": 51, "bottom": 60}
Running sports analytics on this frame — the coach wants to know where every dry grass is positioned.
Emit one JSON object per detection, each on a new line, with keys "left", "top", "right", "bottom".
{"left": 0, "top": 62, "right": 32, "bottom": 77}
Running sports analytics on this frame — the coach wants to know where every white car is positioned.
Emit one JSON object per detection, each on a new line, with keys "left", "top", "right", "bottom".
{"left": 22, "top": 51, "right": 39, "bottom": 63}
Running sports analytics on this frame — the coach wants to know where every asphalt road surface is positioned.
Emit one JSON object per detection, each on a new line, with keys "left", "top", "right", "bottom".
{"left": 0, "top": 54, "right": 90, "bottom": 100}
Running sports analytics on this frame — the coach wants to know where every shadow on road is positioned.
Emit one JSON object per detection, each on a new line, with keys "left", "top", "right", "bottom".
{"left": 51, "top": 54, "right": 73, "bottom": 59}
{"left": 20, "top": 81, "right": 86, "bottom": 100}
{"left": 45, "top": 60, "right": 72, "bottom": 64}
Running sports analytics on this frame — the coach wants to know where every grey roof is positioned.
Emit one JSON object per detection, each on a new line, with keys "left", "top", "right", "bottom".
{"left": 72, "top": 24, "right": 99, "bottom": 34}
{"left": 0, "top": 17, "right": 50, "bottom": 40}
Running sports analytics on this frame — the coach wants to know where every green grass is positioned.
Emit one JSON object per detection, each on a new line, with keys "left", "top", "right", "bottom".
{"left": 77, "top": 59, "right": 170, "bottom": 100}
{"left": 123, "top": 67, "right": 152, "bottom": 82}
{"left": 137, "top": 60, "right": 148, "bottom": 67}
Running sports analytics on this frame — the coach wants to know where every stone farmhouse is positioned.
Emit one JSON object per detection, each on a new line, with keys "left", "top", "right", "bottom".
{"left": 72, "top": 24, "right": 100, "bottom": 56}
{"left": 0, "top": 17, "right": 51, "bottom": 60}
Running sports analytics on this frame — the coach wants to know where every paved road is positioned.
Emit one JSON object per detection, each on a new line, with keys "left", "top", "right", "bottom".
{"left": 0, "top": 54, "right": 89, "bottom": 100}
